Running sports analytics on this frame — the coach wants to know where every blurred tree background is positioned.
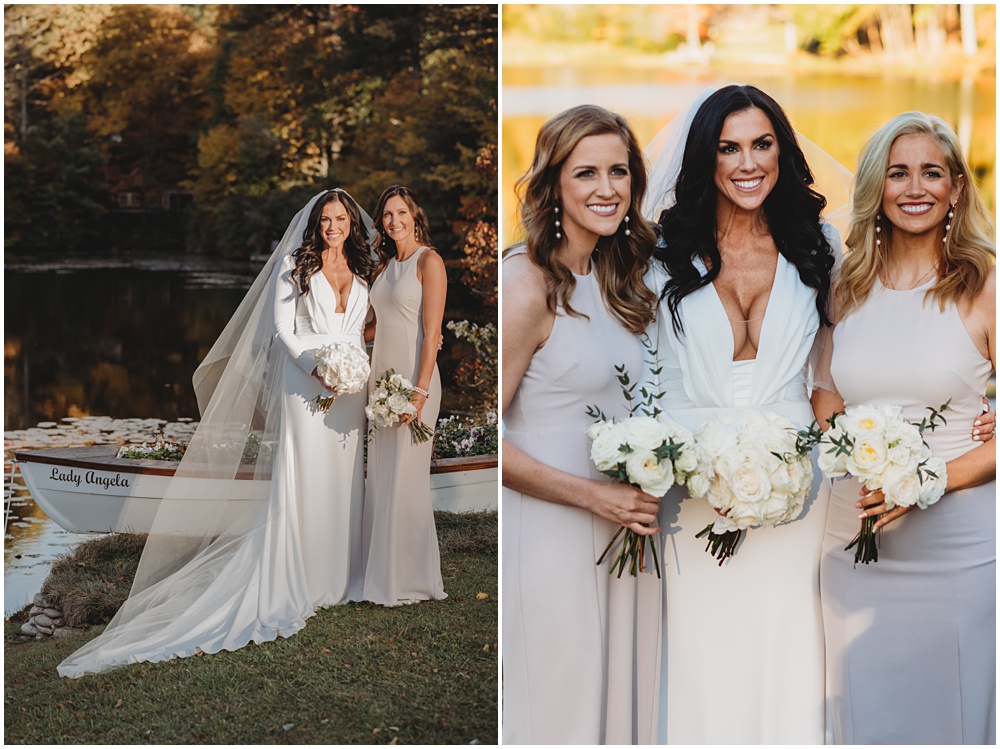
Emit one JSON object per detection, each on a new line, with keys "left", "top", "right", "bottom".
{"left": 4, "top": 4, "right": 498, "bottom": 309}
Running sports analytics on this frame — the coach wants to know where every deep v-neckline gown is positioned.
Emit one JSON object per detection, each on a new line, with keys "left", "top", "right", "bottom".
{"left": 648, "top": 238, "right": 834, "bottom": 744}
{"left": 58, "top": 256, "right": 367, "bottom": 676}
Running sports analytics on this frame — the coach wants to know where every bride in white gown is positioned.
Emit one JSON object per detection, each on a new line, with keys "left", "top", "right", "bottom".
{"left": 58, "top": 189, "right": 373, "bottom": 677}
{"left": 643, "top": 85, "right": 845, "bottom": 744}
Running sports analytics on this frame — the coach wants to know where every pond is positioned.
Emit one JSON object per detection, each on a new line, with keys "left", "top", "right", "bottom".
{"left": 3, "top": 255, "right": 478, "bottom": 616}
{"left": 502, "top": 71, "right": 996, "bottom": 245}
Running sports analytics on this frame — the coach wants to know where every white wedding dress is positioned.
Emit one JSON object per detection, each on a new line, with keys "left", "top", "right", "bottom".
{"left": 649, "top": 231, "right": 836, "bottom": 743}
{"left": 58, "top": 254, "right": 367, "bottom": 677}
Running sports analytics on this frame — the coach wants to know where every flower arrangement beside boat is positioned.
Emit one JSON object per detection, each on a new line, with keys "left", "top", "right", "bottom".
{"left": 116, "top": 438, "right": 186, "bottom": 462}
{"left": 432, "top": 413, "right": 498, "bottom": 459}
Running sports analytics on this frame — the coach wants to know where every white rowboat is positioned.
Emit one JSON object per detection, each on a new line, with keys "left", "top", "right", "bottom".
{"left": 14, "top": 445, "right": 497, "bottom": 535}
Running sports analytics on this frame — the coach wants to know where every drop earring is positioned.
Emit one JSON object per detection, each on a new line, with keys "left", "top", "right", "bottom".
{"left": 943, "top": 205, "right": 954, "bottom": 244}
{"left": 875, "top": 213, "right": 882, "bottom": 247}
{"left": 554, "top": 204, "right": 562, "bottom": 240}
{"left": 623, "top": 214, "right": 631, "bottom": 237}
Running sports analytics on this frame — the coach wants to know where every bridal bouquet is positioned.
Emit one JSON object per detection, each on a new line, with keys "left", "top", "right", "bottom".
{"left": 688, "top": 409, "right": 818, "bottom": 565}
{"left": 818, "top": 401, "right": 949, "bottom": 565}
{"left": 366, "top": 369, "right": 434, "bottom": 443}
{"left": 586, "top": 355, "right": 702, "bottom": 577}
{"left": 311, "top": 342, "right": 370, "bottom": 412}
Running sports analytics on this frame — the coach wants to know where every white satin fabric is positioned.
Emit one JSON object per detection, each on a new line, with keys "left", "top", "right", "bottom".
{"left": 58, "top": 254, "right": 368, "bottom": 677}
{"left": 647, "top": 231, "right": 835, "bottom": 743}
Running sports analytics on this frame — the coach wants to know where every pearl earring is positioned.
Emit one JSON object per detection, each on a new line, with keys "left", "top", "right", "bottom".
{"left": 623, "top": 214, "right": 631, "bottom": 237}
{"left": 943, "top": 205, "right": 954, "bottom": 244}
{"left": 875, "top": 213, "right": 882, "bottom": 247}
{"left": 554, "top": 204, "right": 561, "bottom": 240}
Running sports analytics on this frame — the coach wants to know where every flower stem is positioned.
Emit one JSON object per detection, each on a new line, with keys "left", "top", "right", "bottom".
{"left": 695, "top": 524, "right": 742, "bottom": 566}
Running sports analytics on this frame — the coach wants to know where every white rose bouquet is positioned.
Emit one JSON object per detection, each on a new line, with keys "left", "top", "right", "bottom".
{"left": 311, "top": 342, "right": 371, "bottom": 412}
{"left": 818, "top": 400, "right": 949, "bottom": 565}
{"left": 688, "top": 409, "right": 819, "bottom": 565}
{"left": 366, "top": 369, "right": 434, "bottom": 443}
{"left": 586, "top": 356, "right": 702, "bottom": 577}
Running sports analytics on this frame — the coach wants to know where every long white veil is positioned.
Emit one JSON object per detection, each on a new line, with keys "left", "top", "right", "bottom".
{"left": 641, "top": 85, "right": 855, "bottom": 243}
{"left": 59, "top": 190, "right": 373, "bottom": 676}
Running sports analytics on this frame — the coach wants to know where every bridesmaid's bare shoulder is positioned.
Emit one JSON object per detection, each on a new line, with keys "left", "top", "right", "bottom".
{"left": 503, "top": 246, "right": 554, "bottom": 352}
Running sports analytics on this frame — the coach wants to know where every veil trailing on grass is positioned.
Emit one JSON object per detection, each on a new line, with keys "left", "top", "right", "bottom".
{"left": 641, "top": 84, "right": 855, "bottom": 243}
{"left": 58, "top": 190, "right": 373, "bottom": 677}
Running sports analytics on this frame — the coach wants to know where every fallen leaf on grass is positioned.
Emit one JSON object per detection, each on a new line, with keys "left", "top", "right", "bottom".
{"left": 321, "top": 648, "right": 331, "bottom": 653}
{"left": 389, "top": 738, "right": 398, "bottom": 745}
{"left": 114, "top": 698, "right": 123, "bottom": 708}
{"left": 482, "top": 644, "right": 490, "bottom": 653}
{"left": 476, "top": 592, "right": 489, "bottom": 600}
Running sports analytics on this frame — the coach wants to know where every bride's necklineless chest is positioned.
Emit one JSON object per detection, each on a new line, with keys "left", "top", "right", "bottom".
{"left": 708, "top": 250, "right": 779, "bottom": 324}
{"left": 317, "top": 267, "right": 354, "bottom": 314}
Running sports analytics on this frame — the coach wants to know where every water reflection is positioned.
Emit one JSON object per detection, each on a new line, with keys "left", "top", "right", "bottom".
{"left": 5, "top": 260, "right": 253, "bottom": 432}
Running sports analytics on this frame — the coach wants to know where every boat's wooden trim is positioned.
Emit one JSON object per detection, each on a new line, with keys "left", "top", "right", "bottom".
{"left": 14, "top": 445, "right": 497, "bottom": 477}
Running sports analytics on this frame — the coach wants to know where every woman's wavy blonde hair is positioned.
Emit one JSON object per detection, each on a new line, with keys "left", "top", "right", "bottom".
{"left": 837, "top": 111, "right": 995, "bottom": 318}
{"left": 508, "top": 104, "right": 657, "bottom": 335}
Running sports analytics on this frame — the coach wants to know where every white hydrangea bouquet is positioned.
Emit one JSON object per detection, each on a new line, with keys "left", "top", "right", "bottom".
{"left": 311, "top": 342, "right": 371, "bottom": 412}
{"left": 586, "top": 356, "right": 703, "bottom": 578}
{"left": 366, "top": 368, "right": 434, "bottom": 443}
{"left": 818, "top": 401, "right": 949, "bottom": 565}
{"left": 688, "top": 409, "right": 819, "bottom": 565}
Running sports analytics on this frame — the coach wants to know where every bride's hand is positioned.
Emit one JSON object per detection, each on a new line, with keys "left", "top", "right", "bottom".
{"left": 857, "top": 488, "right": 913, "bottom": 530}
{"left": 591, "top": 482, "right": 662, "bottom": 536}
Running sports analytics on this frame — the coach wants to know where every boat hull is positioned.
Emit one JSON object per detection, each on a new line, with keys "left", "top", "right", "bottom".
{"left": 14, "top": 446, "right": 498, "bottom": 535}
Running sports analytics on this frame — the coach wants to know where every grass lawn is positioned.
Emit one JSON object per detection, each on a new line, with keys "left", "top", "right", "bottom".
{"left": 4, "top": 512, "right": 498, "bottom": 745}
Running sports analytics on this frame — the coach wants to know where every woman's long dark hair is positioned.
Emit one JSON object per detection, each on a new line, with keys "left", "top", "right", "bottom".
{"left": 291, "top": 189, "right": 373, "bottom": 295}
{"left": 655, "top": 85, "right": 835, "bottom": 333}
{"left": 371, "top": 185, "right": 436, "bottom": 280}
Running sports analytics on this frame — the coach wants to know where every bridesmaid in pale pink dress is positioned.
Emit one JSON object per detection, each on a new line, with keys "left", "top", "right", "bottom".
{"left": 814, "top": 112, "right": 996, "bottom": 744}
{"left": 502, "top": 105, "right": 662, "bottom": 744}
{"left": 362, "top": 185, "right": 447, "bottom": 606}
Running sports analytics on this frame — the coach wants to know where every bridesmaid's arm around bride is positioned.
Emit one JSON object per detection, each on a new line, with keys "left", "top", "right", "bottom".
{"left": 502, "top": 254, "right": 660, "bottom": 534}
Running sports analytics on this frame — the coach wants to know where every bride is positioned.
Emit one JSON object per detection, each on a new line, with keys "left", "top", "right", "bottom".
{"left": 58, "top": 189, "right": 373, "bottom": 677}
{"left": 644, "top": 85, "right": 840, "bottom": 743}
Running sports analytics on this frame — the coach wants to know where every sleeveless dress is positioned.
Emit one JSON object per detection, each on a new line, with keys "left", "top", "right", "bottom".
{"left": 362, "top": 246, "right": 446, "bottom": 605}
{"left": 648, "top": 245, "right": 831, "bottom": 744}
{"left": 502, "top": 249, "right": 663, "bottom": 745}
{"left": 58, "top": 256, "right": 368, "bottom": 676}
{"left": 819, "top": 276, "right": 996, "bottom": 744}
